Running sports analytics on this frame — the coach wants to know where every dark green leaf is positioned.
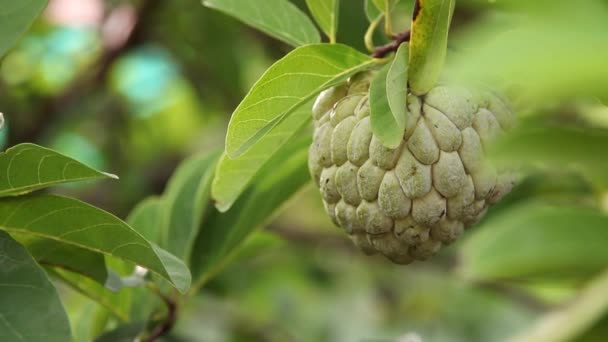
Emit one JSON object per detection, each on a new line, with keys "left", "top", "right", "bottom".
{"left": 225, "top": 44, "right": 376, "bottom": 158}
{"left": 0, "top": 231, "right": 71, "bottom": 341}
{"left": 0, "top": 0, "right": 48, "bottom": 58}
{"left": 17, "top": 235, "right": 108, "bottom": 284}
{"left": 0, "top": 143, "right": 116, "bottom": 197}
{"left": 0, "top": 194, "right": 190, "bottom": 293}
{"left": 306, "top": 0, "right": 340, "bottom": 43}
{"left": 460, "top": 202, "right": 608, "bottom": 282}
{"left": 202, "top": 0, "right": 320, "bottom": 47}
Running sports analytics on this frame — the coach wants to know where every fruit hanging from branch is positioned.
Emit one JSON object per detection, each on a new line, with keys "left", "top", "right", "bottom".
{"left": 308, "top": 0, "right": 517, "bottom": 263}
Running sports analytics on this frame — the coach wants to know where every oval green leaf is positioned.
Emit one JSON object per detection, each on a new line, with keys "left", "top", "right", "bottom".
{"left": 161, "top": 151, "right": 220, "bottom": 261}
{"left": 460, "top": 202, "right": 608, "bottom": 282}
{"left": 0, "top": 0, "right": 48, "bottom": 58}
{"left": 0, "top": 143, "right": 117, "bottom": 197}
{"left": 0, "top": 231, "right": 71, "bottom": 342}
{"left": 202, "top": 0, "right": 320, "bottom": 47}
{"left": 408, "top": 0, "right": 455, "bottom": 95}
{"left": 192, "top": 136, "right": 311, "bottom": 288}
{"left": 489, "top": 124, "right": 608, "bottom": 186}
{"left": 212, "top": 102, "right": 311, "bottom": 212}
{"left": 385, "top": 43, "right": 409, "bottom": 140}
{"left": 0, "top": 194, "right": 191, "bottom": 293}
{"left": 370, "top": 60, "right": 406, "bottom": 148}
{"left": 225, "top": 44, "right": 376, "bottom": 158}
{"left": 306, "top": 0, "right": 340, "bottom": 43}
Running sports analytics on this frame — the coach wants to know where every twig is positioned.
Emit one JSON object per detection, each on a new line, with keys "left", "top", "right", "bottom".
{"left": 372, "top": 30, "right": 411, "bottom": 58}
{"left": 144, "top": 285, "right": 178, "bottom": 342}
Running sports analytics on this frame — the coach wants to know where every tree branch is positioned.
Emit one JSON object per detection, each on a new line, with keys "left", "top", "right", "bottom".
{"left": 372, "top": 30, "right": 411, "bottom": 58}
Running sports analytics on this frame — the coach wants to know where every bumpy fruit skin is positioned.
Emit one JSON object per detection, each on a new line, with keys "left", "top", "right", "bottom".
{"left": 309, "top": 73, "right": 516, "bottom": 264}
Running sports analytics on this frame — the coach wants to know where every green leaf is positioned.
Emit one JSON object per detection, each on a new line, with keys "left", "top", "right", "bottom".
{"left": 17, "top": 236, "right": 108, "bottom": 284}
{"left": 124, "top": 197, "right": 163, "bottom": 243}
{"left": 0, "top": 231, "right": 71, "bottom": 341}
{"left": 448, "top": 4, "right": 608, "bottom": 102}
{"left": 0, "top": 194, "right": 191, "bottom": 293}
{"left": 0, "top": 0, "right": 48, "bottom": 58}
{"left": 370, "top": 60, "right": 406, "bottom": 148}
{"left": 202, "top": 0, "right": 320, "bottom": 47}
{"left": 212, "top": 102, "right": 311, "bottom": 211}
{"left": 408, "top": 0, "right": 455, "bottom": 95}
{"left": 460, "top": 202, "right": 608, "bottom": 282}
{"left": 489, "top": 124, "right": 608, "bottom": 186}
{"left": 225, "top": 44, "right": 376, "bottom": 158}
{"left": 161, "top": 152, "right": 220, "bottom": 261}
{"left": 508, "top": 269, "right": 608, "bottom": 342}
{"left": 378, "top": 43, "right": 409, "bottom": 147}
{"left": 0, "top": 143, "right": 117, "bottom": 197}
{"left": 93, "top": 322, "right": 146, "bottom": 342}
{"left": 305, "top": 0, "right": 340, "bottom": 43}
{"left": 365, "top": 0, "right": 382, "bottom": 22}
{"left": 49, "top": 268, "right": 131, "bottom": 322}
{"left": 191, "top": 136, "right": 311, "bottom": 288}
{"left": 365, "top": 0, "right": 402, "bottom": 22}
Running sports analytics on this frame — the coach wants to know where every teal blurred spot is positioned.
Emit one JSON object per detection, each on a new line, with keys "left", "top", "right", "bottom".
{"left": 112, "top": 46, "right": 179, "bottom": 118}
{"left": 0, "top": 121, "right": 7, "bottom": 151}
{"left": 40, "top": 27, "right": 98, "bottom": 89}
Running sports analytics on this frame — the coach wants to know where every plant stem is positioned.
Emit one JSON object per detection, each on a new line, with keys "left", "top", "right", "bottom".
{"left": 372, "top": 29, "right": 411, "bottom": 58}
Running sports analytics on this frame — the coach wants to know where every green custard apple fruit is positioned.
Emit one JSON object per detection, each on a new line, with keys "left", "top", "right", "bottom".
{"left": 309, "top": 72, "right": 516, "bottom": 264}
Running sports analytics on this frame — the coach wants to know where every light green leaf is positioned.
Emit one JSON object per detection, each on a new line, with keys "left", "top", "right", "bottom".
{"left": 489, "top": 124, "right": 608, "bottom": 186}
{"left": 49, "top": 268, "right": 131, "bottom": 322}
{"left": 508, "top": 269, "right": 608, "bottom": 342}
{"left": 0, "top": 143, "right": 116, "bottom": 197}
{"left": 365, "top": 0, "right": 382, "bottom": 22}
{"left": 191, "top": 136, "right": 311, "bottom": 288}
{"left": 225, "top": 44, "right": 376, "bottom": 158}
{"left": 386, "top": 43, "right": 409, "bottom": 143}
{"left": 460, "top": 202, "right": 608, "bottom": 282}
{"left": 448, "top": 4, "right": 608, "bottom": 102}
{"left": 366, "top": 0, "right": 402, "bottom": 22}
{"left": 0, "top": 194, "right": 191, "bottom": 293}
{"left": 306, "top": 0, "right": 340, "bottom": 43}
{"left": 0, "top": 0, "right": 48, "bottom": 58}
{"left": 0, "top": 231, "right": 71, "bottom": 342}
{"left": 370, "top": 61, "right": 405, "bottom": 148}
{"left": 409, "top": 0, "right": 455, "bottom": 95}
{"left": 161, "top": 152, "right": 220, "bottom": 261}
{"left": 202, "top": 0, "right": 320, "bottom": 47}
{"left": 212, "top": 102, "right": 311, "bottom": 212}
{"left": 124, "top": 197, "right": 163, "bottom": 243}
{"left": 93, "top": 322, "right": 146, "bottom": 342}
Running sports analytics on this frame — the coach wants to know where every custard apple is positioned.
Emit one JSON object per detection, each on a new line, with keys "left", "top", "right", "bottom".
{"left": 309, "top": 73, "right": 516, "bottom": 264}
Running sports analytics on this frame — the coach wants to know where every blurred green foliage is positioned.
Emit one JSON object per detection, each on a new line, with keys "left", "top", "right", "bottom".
{"left": 2, "top": 0, "right": 608, "bottom": 341}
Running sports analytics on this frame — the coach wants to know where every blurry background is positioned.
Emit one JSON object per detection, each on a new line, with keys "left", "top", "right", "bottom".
{"left": 3, "top": 0, "right": 608, "bottom": 341}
